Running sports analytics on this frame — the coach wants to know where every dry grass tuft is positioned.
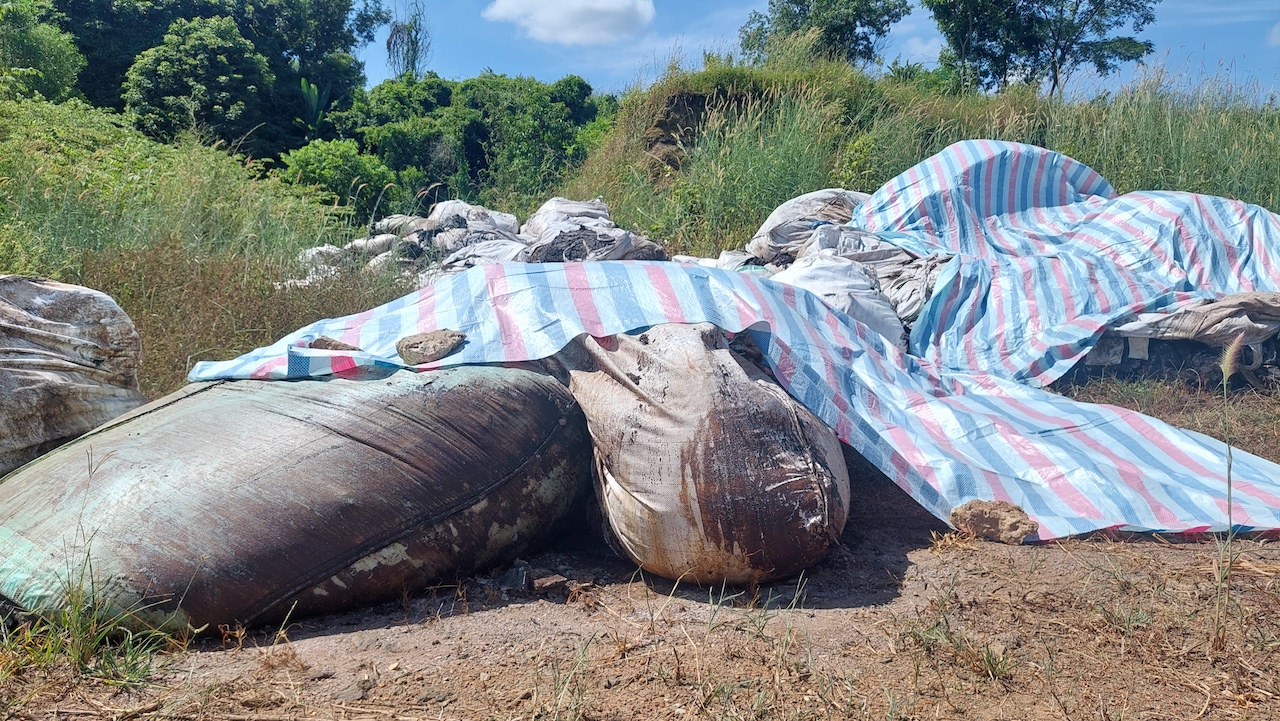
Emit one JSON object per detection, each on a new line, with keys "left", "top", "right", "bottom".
{"left": 76, "top": 239, "right": 411, "bottom": 399}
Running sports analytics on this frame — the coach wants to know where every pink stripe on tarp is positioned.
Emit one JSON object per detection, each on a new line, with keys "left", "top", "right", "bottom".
{"left": 414, "top": 284, "right": 440, "bottom": 334}
{"left": 933, "top": 390, "right": 1105, "bottom": 520}
{"left": 1138, "top": 194, "right": 1211, "bottom": 287}
{"left": 1211, "top": 495, "right": 1258, "bottom": 528}
{"left": 742, "top": 273, "right": 783, "bottom": 342}
{"left": 882, "top": 423, "right": 945, "bottom": 494}
{"left": 338, "top": 304, "right": 382, "bottom": 347}
{"left": 969, "top": 375, "right": 1185, "bottom": 525}
{"left": 1006, "top": 141, "right": 1022, "bottom": 222}
{"left": 250, "top": 356, "right": 288, "bottom": 380}
{"left": 563, "top": 262, "right": 605, "bottom": 336}
{"left": 980, "top": 140, "right": 1000, "bottom": 254}
{"left": 329, "top": 355, "right": 358, "bottom": 375}
{"left": 1107, "top": 206, "right": 1177, "bottom": 272}
{"left": 644, "top": 264, "right": 687, "bottom": 324}
{"left": 783, "top": 298, "right": 852, "bottom": 416}
{"left": 1190, "top": 194, "right": 1247, "bottom": 286}
{"left": 927, "top": 150, "right": 959, "bottom": 244}
{"left": 483, "top": 264, "right": 528, "bottom": 360}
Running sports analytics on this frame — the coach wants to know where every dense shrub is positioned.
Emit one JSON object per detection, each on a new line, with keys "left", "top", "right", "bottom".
{"left": 122, "top": 17, "right": 271, "bottom": 143}
{"left": 279, "top": 138, "right": 400, "bottom": 221}
{"left": 0, "top": 0, "right": 84, "bottom": 102}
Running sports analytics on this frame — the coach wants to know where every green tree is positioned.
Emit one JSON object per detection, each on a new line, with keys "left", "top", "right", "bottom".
{"left": 54, "top": 0, "right": 388, "bottom": 151}
{"left": 122, "top": 16, "right": 272, "bottom": 144}
{"left": 331, "top": 71, "right": 452, "bottom": 133}
{"left": 923, "top": 0, "right": 1158, "bottom": 94}
{"left": 0, "top": 0, "right": 85, "bottom": 101}
{"left": 549, "top": 74, "right": 595, "bottom": 126}
{"left": 739, "top": 0, "right": 910, "bottom": 65}
{"left": 451, "top": 72, "right": 579, "bottom": 203}
{"left": 279, "top": 137, "right": 398, "bottom": 219}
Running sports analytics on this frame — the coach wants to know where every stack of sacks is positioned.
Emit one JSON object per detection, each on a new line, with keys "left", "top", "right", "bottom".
{"left": 292, "top": 197, "right": 668, "bottom": 289}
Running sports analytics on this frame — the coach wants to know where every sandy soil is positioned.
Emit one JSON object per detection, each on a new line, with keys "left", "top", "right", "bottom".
{"left": 11, "top": 464, "right": 1280, "bottom": 721}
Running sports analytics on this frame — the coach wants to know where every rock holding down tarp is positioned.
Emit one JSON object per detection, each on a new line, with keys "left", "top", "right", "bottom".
{"left": 0, "top": 365, "right": 591, "bottom": 630}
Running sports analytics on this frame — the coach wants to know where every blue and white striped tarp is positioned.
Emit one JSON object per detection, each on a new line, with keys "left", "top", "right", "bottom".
{"left": 857, "top": 140, "right": 1280, "bottom": 384}
{"left": 190, "top": 141, "right": 1280, "bottom": 540}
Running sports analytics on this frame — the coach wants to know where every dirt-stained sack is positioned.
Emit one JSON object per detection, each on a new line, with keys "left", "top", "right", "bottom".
{"left": 746, "top": 189, "right": 871, "bottom": 264}
{"left": 520, "top": 197, "right": 612, "bottom": 239}
{"left": 0, "top": 276, "right": 145, "bottom": 477}
{"left": 0, "top": 366, "right": 592, "bottom": 631}
{"left": 549, "top": 323, "right": 850, "bottom": 585}
{"left": 428, "top": 199, "right": 519, "bottom": 235}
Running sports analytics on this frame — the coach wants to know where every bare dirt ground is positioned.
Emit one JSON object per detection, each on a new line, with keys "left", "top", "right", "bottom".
{"left": 10, "top": 455, "right": 1280, "bottom": 721}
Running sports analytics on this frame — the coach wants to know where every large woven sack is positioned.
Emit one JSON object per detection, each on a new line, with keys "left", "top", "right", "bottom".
{"left": 0, "top": 276, "right": 145, "bottom": 477}
{"left": 0, "top": 366, "right": 592, "bottom": 630}
{"left": 550, "top": 323, "right": 851, "bottom": 585}
{"left": 746, "top": 189, "right": 870, "bottom": 264}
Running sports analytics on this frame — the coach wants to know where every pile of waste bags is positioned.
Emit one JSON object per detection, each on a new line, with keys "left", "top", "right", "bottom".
{"left": 292, "top": 196, "right": 666, "bottom": 289}
{"left": 10, "top": 139, "right": 1280, "bottom": 631}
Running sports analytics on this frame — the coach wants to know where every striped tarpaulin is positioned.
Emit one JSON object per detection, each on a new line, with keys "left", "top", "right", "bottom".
{"left": 190, "top": 141, "right": 1280, "bottom": 540}
{"left": 857, "top": 140, "right": 1280, "bottom": 384}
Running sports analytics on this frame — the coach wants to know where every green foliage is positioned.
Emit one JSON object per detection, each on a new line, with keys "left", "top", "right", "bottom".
{"left": 884, "top": 59, "right": 962, "bottom": 94}
{"left": 922, "top": 0, "right": 1158, "bottom": 93}
{"left": 550, "top": 75, "right": 596, "bottom": 126}
{"left": 0, "top": 0, "right": 85, "bottom": 101}
{"left": 279, "top": 138, "right": 399, "bottom": 220}
{"left": 122, "top": 16, "right": 271, "bottom": 145}
{"left": 54, "top": 0, "right": 388, "bottom": 153}
{"left": 596, "top": 87, "right": 845, "bottom": 258}
{"left": 0, "top": 557, "right": 172, "bottom": 705}
{"left": 332, "top": 72, "right": 452, "bottom": 130}
{"left": 330, "top": 70, "right": 603, "bottom": 213}
{"left": 739, "top": 0, "right": 911, "bottom": 65}
{"left": 296, "top": 77, "right": 330, "bottom": 141}
{"left": 450, "top": 72, "right": 577, "bottom": 205}
{"left": 363, "top": 115, "right": 450, "bottom": 174}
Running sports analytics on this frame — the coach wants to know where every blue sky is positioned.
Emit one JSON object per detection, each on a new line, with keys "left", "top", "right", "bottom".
{"left": 356, "top": 1, "right": 1280, "bottom": 95}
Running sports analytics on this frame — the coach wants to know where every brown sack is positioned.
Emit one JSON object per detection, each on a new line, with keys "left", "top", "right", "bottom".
{"left": 550, "top": 323, "right": 850, "bottom": 585}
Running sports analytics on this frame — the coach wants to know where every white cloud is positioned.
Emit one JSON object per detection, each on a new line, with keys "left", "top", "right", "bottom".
{"left": 482, "top": 0, "right": 656, "bottom": 46}
{"left": 901, "top": 36, "right": 944, "bottom": 63}
{"left": 1268, "top": 21, "right": 1280, "bottom": 47}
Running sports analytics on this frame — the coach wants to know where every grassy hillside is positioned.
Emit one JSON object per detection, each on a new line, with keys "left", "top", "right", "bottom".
{"left": 0, "top": 99, "right": 409, "bottom": 396}
{"left": 564, "top": 40, "right": 1280, "bottom": 257}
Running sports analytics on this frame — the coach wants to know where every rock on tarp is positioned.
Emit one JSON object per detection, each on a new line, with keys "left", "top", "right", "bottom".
{"left": 0, "top": 276, "right": 145, "bottom": 477}
{"left": 0, "top": 366, "right": 591, "bottom": 630}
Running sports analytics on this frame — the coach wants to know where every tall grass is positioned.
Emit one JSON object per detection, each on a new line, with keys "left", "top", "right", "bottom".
{"left": 0, "top": 99, "right": 350, "bottom": 275}
{"left": 79, "top": 240, "right": 409, "bottom": 398}
{"left": 612, "top": 88, "right": 844, "bottom": 257}
{"left": 848, "top": 73, "right": 1280, "bottom": 208}
{"left": 0, "top": 99, "right": 410, "bottom": 398}
{"left": 1, "top": 555, "right": 174, "bottom": 713}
